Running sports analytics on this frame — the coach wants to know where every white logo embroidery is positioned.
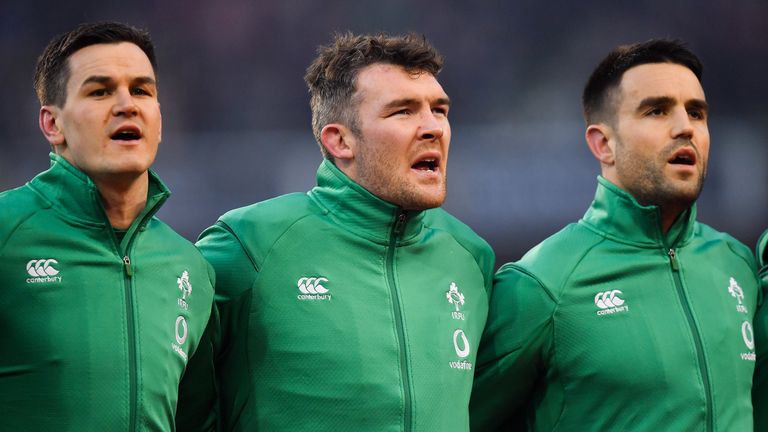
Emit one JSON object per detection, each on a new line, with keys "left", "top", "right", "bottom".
{"left": 172, "top": 316, "right": 189, "bottom": 362}
{"left": 25, "top": 259, "right": 62, "bottom": 283}
{"left": 175, "top": 316, "right": 189, "bottom": 345}
{"left": 741, "top": 321, "right": 756, "bottom": 361}
{"left": 453, "top": 329, "right": 470, "bottom": 358}
{"left": 446, "top": 282, "right": 465, "bottom": 311}
{"left": 742, "top": 321, "right": 755, "bottom": 350}
{"left": 594, "top": 290, "right": 629, "bottom": 316}
{"left": 177, "top": 271, "right": 192, "bottom": 299}
{"left": 297, "top": 277, "right": 331, "bottom": 301}
{"left": 298, "top": 277, "right": 329, "bottom": 294}
{"left": 728, "top": 277, "right": 748, "bottom": 314}
{"left": 27, "top": 259, "right": 59, "bottom": 276}
{"left": 449, "top": 329, "right": 473, "bottom": 371}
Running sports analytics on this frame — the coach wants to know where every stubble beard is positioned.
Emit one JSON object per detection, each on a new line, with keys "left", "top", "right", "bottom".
{"left": 355, "top": 138, "right": 446, "bottom": 211}
{"left": 615, "top": 138, "right": 707, "bottom": 210}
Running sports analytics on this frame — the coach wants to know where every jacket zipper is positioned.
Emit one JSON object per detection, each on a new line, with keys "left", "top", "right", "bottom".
{"left": 113, "top": 221, "right": 144, "bottom": 431}
{"left": 667, "top": 248, "right": 713, "bottom": 432}
{"left": 386, "top": 211, "right": 412, "bottom": 432}
{"left": 122, "top": 243, "right": 137, "bottom": 431}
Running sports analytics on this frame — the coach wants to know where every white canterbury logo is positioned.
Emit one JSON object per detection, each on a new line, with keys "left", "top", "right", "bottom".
{"left": 298, "top": 277, "right": 329, "bottom": 294}
{"left": 595, "top": 290, "right": 624, "bottom": 308}
{"left": 26, "top": 259, "right": 63, "bottom": 283}
{"left": 26, "top": 259, "right": 59, "bottom": 277}
{"left": 594, "top": 290, "right": 629, "bottom": 316}
{"left": 297, "top": 276, "right": 332, "bottom": 301}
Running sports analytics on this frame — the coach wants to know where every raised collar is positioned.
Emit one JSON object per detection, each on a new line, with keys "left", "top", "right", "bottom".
{"left": 580, "top": 176, "right": 696, "bottom": 248}
{"left": 308, "top": 160, "right": 425, "bottom": 245}
{"left": 28, "top": 153, "right": 170, "bottom": 229}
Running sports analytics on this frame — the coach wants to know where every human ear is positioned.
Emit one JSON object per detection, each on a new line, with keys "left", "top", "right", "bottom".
{"left": 39, "top": 106, "right": 66, "bottom": 149}
{"left": 320, "top": 124, "right": 355, "bottom": 161}
{"left": 585, "top": 124, "right": 615, "bottom": 166}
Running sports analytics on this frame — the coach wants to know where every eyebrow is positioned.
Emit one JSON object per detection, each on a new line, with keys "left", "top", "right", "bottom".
{"left": 382, "top": 96, "right": 452, "bottom": 110}
{"left": 636, "top": 96, "right": 708, "bottom": 113}
{"left": 686, "top": 98, "right": 708, "bottom": 112}
{"left": 80, "top": 75, "right": 157, "bottom": 88}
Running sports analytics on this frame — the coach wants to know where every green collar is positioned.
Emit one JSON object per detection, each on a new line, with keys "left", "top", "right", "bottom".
{"left": 581, "top": 176, "right": 696, "bottom": 248}
{"left": 29, "top": 153, "right": 170, "bottom": 230}
{"left": 308, "top": 160, "right": 426, "bottom": 244}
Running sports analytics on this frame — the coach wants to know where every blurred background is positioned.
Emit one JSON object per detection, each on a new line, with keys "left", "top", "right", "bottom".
{"left": 1, "top": 0, "right": 766, "bottom": 266}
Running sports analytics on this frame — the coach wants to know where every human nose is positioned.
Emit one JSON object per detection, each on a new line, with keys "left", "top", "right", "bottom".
{"left": 418, "top": 111, "right": 445, "bottom": 141}
{"left": 112, "top": 88, "right": 138, "bottom": 117}
{"left": 671, "top": 107, "right": 694, "bottom": 140}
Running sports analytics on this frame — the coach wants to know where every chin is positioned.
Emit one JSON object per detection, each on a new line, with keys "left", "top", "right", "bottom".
{"left": 402, "top": 193, "right": 446, "bottom": 211}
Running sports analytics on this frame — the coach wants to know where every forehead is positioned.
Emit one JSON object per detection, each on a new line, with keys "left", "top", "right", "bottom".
{"left": 354, "top": 63, "right": 447, "bottom": 105}
{"left": 66, "top": 42, "right": 155, "bottom": 86}
{"left": 618, "top": 63, "right": 705, "bottom": 105}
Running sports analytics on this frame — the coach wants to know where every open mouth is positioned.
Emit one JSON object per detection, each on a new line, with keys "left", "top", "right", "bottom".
{"left": 411, "top": 158, "right": 439, "bottom": 172}
{"left": 668, "top": 148, "right": 696, "bottom": 166}
{"left": 110, "top": 127, "right": 142, "bottom": 141}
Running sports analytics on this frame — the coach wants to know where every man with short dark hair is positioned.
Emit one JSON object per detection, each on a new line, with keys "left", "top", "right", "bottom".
{"left": 193, "top": 32, "right": 494, "bottom": 431}
{"left": 0, "top": 22, "right": 215, "bottom": 430}
{"left": 470, "top": 39, "right": 759, "bottom": 431}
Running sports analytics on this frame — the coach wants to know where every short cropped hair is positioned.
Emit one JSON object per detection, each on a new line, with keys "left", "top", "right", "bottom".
{"left": 34, "top": 21, "right": 157, "bottom": 107}
{"left": 304, "top": 32, "right": 444, "bottom": 160}
{"left": 582, "top": 39, "right": 702, "bottom": 125}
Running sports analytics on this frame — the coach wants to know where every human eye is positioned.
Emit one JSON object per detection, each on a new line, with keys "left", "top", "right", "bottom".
{"left": 389, "top": 108, "right": 412, "bottom": 117}
{"left": 432, "top": 106, "right": 449, "bottom": 116}
{"left": 131, "top": 86, "right": 152, "bottom": 97}
{"left": 688, "top": 108, "right": 706, "bottom": 120}
{"left": 87, "top": 87, "right": 108, "bottom": 97}
{"left": 645, "top": 107, "right": 666, "bottom": 117}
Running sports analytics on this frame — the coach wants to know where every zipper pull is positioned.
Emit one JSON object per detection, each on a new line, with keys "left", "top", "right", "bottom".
{"left": 667, "top": 248, "right": 679, "bottom": 271}
{"left": 123, "top": 256, "right": 133, "bottom": 277}
{"left": 394, "top": 212, "right": 407, "bottom": 236}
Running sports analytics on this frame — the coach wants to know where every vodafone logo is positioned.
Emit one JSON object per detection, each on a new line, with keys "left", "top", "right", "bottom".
{"left": 449, "top": 329, "right": 473, "bottom": 371}
{"left": 742, "top": 321, "right": 755, "bottom": 351}
{"left": 175, "top": 316, "right": 188, "bottom": 345}
{"left": 172, "top": 316, "right": 189, "bottom": 362}
{"left": 594, "top": 290, "right": 629, "bottom": 316}
{"left": 453, "top": 329, "right": 470, "bottom": 358}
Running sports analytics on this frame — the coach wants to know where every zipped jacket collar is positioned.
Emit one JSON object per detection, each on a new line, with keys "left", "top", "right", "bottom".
{"left": 28, "top": 153, "right": 170, "bottom": 229}
{"left": 580, "top": 176, "right": 696, "bottom": 248}
{"left": 308, "top": 160, "right": 425, "bottom": 244}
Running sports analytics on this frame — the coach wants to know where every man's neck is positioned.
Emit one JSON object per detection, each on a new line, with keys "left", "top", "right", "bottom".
{"left": 95, "top": 173, "right": 150, "bottom": 230}
{"left": 659, "top": 203, "right": 688, "bottom": 235}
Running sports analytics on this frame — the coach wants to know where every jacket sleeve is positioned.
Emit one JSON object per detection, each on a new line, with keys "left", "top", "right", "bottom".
{"left": 194, "top": 221, "right": 258, "bottom": 431}
{"left": 176, "top": 303, "right": 220, "bottom": 432}
{"left": 754, "top": 231, "right": 768, "bottom": 430}
{"left": 470, "top": 264, "right": 556, "bottom": 431}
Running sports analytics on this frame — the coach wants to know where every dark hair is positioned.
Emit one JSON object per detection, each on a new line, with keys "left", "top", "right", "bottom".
{"left": 34, "top": 21, "right": 157, "bottom": 107}
{"left": 582, "top": 39, "right": 702, "bottom": 125}
{"left": 304, "top": 32, "right": 444, "bottom": 159}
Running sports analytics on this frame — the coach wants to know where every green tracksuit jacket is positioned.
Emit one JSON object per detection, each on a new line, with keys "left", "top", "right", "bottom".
{"left": 194, "top": 160, "right": 495, "bottom": 431}
{"left": 754, "top": 231, "right": 768, "bottom": 430}
{"left": 0, "top": 154, "right": 215, "bottom": 431}
{"left": 471, "top": 177, "right": 759, "bottom": 431}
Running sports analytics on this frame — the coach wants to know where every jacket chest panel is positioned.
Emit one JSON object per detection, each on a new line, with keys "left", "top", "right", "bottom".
{"left": 552, "top": 248, "right": 756, "bottom": 397}
{"left": 247, "top": 230, "right": 488, "bottom": 415}
{"left": 0, "top": 226, "right": 207, "bottom": 395}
